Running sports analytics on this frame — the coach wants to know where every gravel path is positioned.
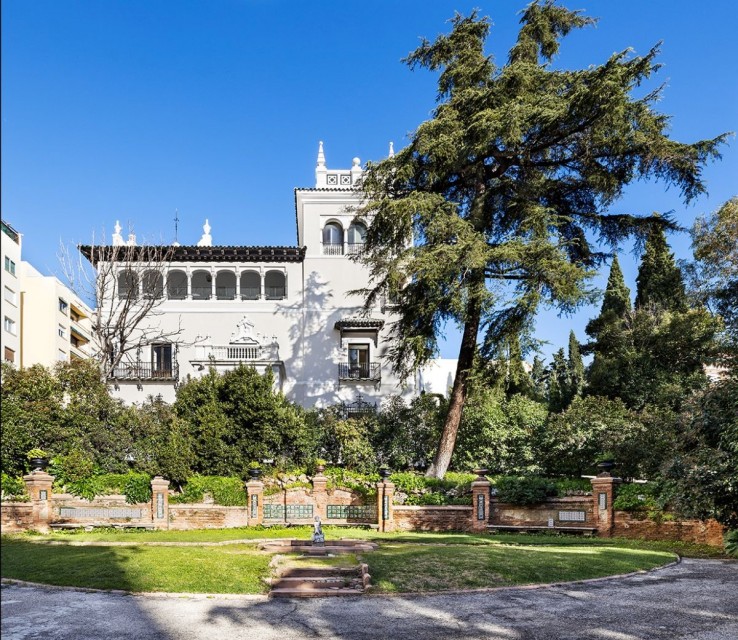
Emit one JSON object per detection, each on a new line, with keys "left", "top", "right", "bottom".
{"left": 2, "top": 558, "right": 736, "bottom": 639}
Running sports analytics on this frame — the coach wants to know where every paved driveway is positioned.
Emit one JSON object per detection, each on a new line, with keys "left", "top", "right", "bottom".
{"left": 2, "top": 558, "right": 736, "bottom": 639}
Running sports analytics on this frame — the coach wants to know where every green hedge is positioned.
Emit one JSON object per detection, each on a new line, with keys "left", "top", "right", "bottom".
{"left": 1, "top": 472, "right": 29, "bottom": 501}
{"left": 169, "top": 476, "right": 246, "bottom": 506}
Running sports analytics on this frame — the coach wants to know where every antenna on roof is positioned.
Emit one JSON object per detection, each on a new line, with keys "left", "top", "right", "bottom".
{"left": 173, "top": 209, "right": 180, "bottom": 246}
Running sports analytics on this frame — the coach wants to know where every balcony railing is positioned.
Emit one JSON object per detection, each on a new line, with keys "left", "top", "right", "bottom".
{"left": 216, "top": 287, "right": 237, "bottom": 300}
{"left": 194, "top": 343, "right": 280, "bottom": 362}
{"left": 240, "top": 287, "right": 260, "bottom": 300}
{"left": 191, "top": 287, "right": 212, "bottom": 300}
{"left": 338, "top": 362, "right": 381, "bottom": 381}
{"left": 346, "top": 243, "right": 365, "bottom": 255}
{"left": 322, "top": 243, "right": 344, "bottom": 256}
{"left": 109, "top": 363, "right": 179, "bottom": 381}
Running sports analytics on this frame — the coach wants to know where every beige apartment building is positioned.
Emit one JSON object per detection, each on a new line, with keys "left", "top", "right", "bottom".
{"left": 1, "top": 219, "right": 93, "bottom": 369}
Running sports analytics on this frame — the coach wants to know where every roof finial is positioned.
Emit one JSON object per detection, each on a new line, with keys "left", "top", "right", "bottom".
{"left": 173, "top": 209, "right": 180, "bottom": 246}
{"left": 317, "top": 140, "right": 326, "bottom": 168}
{"left": 112, "top": 220, "right": 124, "bottom": 246}
{"left": 388, "top": 141, "right": 395, "bottom": 158}
{"left": 197, "top": 219, "right": 212, "bottom": 247}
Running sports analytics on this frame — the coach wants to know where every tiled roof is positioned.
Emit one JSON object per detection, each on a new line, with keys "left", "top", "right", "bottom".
{"left": 79, "top": 245, "right": 306, "bottom": 265}
{"left": 334, "top": 318, "right": 385, "bottom": 330}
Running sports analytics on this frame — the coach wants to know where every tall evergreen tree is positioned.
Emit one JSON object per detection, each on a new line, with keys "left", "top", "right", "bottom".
{"left": 635, "top": 225, "right": 688, "bottom": 311}
{"left": 530, "top": 355, "right": 548, "bottom": 403}
{"left": 567, "top": 330, "right": 585, "bottom": 401}
{"left": 357, "top": 2, "right": 727, "bottom": 477}
{"left": 586, "top": 256, "right": 634, "bottom": 399}
{"left": 548, "top": 348, "right": 569, "bottom": 413}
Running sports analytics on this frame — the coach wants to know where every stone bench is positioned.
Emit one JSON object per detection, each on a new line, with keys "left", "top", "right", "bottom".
{"left": 487, "top": 524, "right": 597, "bottom": 535}
{"left": 50, "top": 522, "right": 155, "bottom": 531}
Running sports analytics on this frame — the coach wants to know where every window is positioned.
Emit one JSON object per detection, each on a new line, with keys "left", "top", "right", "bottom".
{"left": 58, "top": 298, "right": 68, "bottom": 314}
{"left": 4, "top": 346, "right": 14, "bottom": 363}
{"left": 70, "top": 308, "right": 81, "bottom": 322}
{"left": 348, "top": 344, "right": 370, "bottom": 378}
{"left": 71, "top": 334, "right": 81, "bottom": 348}
{"left": 264, "top": 270, "right": 286, "bottom": 300}
{"left": 216, "top": 271, "right": 237, "bottom": 300}
{"left": 4, "top": 256, "right": 16, "bottom": 276}
{"left": 117, "top": 270, "right": 138, "bottom": 300}
{"left": 4, "top": 287, "right": 16, "bottom": 306}
{"left": 57, "top": 349, "right": 67, "bottom": 362}
{"left": 240, "top": 271, "right": 261, "bottom": 300}
{"left": 151, "top": 343, "right": 173, "bottom": 377}
{"left": 3, "top": 316, "right": 16, "bottom": 335}
{"left": 167, "top": 270, "right": 188, "bottom": 299}
{"left": 142, "top": 270, "right": 164, "bottom": 299}
{"left": 58, "top": 324, "right": 66, "bottom": 339}
{"left": 347, "top": 222, "right": 367, "bottom": 254}
{"left": 322, "top": 222, "right": 344, "bottom": 255}
{"left": 191, "top": 271, "right": 212, "bottom": 300}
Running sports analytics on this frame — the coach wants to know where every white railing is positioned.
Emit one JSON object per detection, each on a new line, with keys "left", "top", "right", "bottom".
{"left": 194, "top": 343, "right": 280, "bottom": 362}
{"left": 322, "top": 243, "right": 344, "bottom": 256}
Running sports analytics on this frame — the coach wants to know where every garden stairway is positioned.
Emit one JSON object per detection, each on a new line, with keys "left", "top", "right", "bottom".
{"left": 262, "top": 539, "right": 375, "bottom": 598}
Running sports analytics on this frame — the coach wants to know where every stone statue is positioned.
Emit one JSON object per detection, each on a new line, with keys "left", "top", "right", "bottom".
{"left": 312, "top": 515, "right": 325, "bottom": 545}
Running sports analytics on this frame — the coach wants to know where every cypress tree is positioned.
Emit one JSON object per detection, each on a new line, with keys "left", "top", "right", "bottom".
{"left": 567, "top": 330, "right": 585, "bottom": 401}
{"left": 548, "top": 348, "right": 569, "bottom": 413}
{"left": 635, "top": 225, "right": 688, "bottom": 311}
{"left": 586, "top": 256, "right": 634, "bottom": 399}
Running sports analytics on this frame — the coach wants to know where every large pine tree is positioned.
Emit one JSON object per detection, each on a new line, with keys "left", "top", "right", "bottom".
{"left": 357, "top": 2, "right": 727, "bottom": 477}
{"left": 635, "top": 224, "right": 688, "bottom": 311}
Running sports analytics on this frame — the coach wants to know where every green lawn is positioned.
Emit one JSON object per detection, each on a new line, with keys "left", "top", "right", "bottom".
{"left": 1, "top": 538, "right": 271, "bottom": 594}
{"left": 363, "top": 544, "right": 674, "bottom": 592}
{"left": 3, "top": 526, "right": 700, "bottom": 595}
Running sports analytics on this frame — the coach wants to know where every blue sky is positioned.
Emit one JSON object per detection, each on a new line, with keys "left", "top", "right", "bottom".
{"left": 3, "top": 0, "right": 736, "bottom": 362}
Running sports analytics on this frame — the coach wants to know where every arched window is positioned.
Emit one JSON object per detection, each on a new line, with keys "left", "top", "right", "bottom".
{"left": 167, "top": 270, "right": 187, "bottom": 300}
{"left": 322, "top": 222, "right": 344, "bottom": 255}
{"left": 264, "top": 270, "right": 286, "bottom": 300}
{"left": 191, "top": 270, "right": 212, "bottom": 300}
{"left": 240, "top": 271, "right": 261, "bottom": 300}
{"left": 117, "top": 270, "right": 138, "bottom": 300}
{"left": 142, "top": 270, "right": 164, "bottom": 299}
{"left": 347, "top": 222, "right": 367, "bottom": 254}
{"left": 216, "top": 271, "right": 236, "bottom": 300}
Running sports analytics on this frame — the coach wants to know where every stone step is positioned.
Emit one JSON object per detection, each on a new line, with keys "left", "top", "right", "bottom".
{"left": 270, "top": 587, "right": 363, "bottom": 598}
{"left": 271, "top": 577, "right": 356, "bottom": 589}
{"left": 280, "top": 567, "right": 359, "bottom": 578}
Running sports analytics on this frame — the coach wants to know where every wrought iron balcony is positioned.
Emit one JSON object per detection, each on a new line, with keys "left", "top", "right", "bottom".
{"left": 109, "top": 363, "right": 179, "bottom": 381}
{"left": 322, "top": 243, "right": 344, "bottom": 256}
{"left": 338, "top": 362, "right": 381, "bottom": 381}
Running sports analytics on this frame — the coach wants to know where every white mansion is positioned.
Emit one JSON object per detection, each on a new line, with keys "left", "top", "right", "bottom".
{"left": 82, "top": 144, "right": 457, "bottom": 408}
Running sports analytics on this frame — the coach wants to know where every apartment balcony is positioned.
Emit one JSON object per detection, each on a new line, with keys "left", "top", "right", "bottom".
{"left": 322, "top": 243, "right": 344, "bottom": 256}
{"left": 338, "top": 362, "right": 381, "bottom": 381}
{"left": 109, "top": 363, "right": 179, "bottom": 381}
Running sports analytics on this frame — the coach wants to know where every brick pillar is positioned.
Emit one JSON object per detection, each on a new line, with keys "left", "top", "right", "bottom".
{"left": 23, "top": 471, "right": 53, "bottom": 533}
{"left": 150, "top": 476, "right": 170, "bottom": 530}
{"left": 312, "top": 471, "right": 328, "bottom": 521}
{"left": 591, "top": 474, "right": 621, "bottom": 538}
{"left": 471, "top": 469, "right": 491, "bottom": 532}
{"left": 376, "top": 480, "right": 395, "bottom": 532}
{"left": 246, "top": 479, "right": 264, "bottom": 526}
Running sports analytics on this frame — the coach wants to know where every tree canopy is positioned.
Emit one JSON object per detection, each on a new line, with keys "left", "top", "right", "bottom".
{"left": 357, "top": 1, "right": 727, "bottom": 477}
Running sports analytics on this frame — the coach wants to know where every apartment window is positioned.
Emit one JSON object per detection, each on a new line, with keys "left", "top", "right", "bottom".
{"left": 59, "top": 298, "right": 68, "bottom": 314}
{"left": 151, "top": 343, "right": 173, "bottom": 376}
{"left": 71, "top": 334, "right": 81, "bottom": 348}
{"left": 348, "top": 344, "right": 370, "bottom": 378}
{"left": 70, "top": 308, "right": 81, "bottom": 323}
{"left": 57, "top": 349, "right": 67, "bottom": 362}
{"left": 4, "top": 316, "right": 16, "bottom": 335}
{"left": 4, "top": 346, "right": 15, "bottom": 363}
{"left": 58, "top": 324, "right": 66, "bottom": 339}
{"left": 4, "top": 256, "right": 16, "bottom": 276}
{"left": 4, "top": 286, "right": 16, "bottom": 306}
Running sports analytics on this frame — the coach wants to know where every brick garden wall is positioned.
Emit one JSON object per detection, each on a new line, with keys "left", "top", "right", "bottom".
{"left": 491, "top": 496, "right": 594, "bottom": 529}
{"left": 613, "top": 512, "right": 725, "bottom": 547}
{"left": 0, "top": 502, "right": 34, "bottom": 532}
{"left": 394, "top": 506, "right": 474, "bottom": 532}
{"left": 168, "top": 504, "right": 249, "bottom": 530}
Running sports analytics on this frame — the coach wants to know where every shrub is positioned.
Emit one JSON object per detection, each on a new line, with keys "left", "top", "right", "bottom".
{"left": 725, "top": 530, "right": 738, "bottom": 559}
{"left": 1, "top": 472, "right": 28, "bottom": 501}
{"left": 494, "top": 476, "right": 557, "bottom": 505}
{"left": 122, "top": 473, "right": 152, "bottom": 504}
{"left": 170, "top": 476, "right": 246, "bottom": 506}
{"left": 613, "top": 482, "right": 662, "bottom": 513}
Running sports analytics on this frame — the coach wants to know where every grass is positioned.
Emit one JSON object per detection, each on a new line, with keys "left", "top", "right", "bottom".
{"left": 2, "top": 526, "right": 726, "bottom": 594}
{"left": 362, "top": 544, "right": 674, "bottom": 593}
{"left": 1, "top": 538, "right": 271, "bottom": 594}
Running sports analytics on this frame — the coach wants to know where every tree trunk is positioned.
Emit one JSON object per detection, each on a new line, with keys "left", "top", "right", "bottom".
{"left": 425, "top": 295, "right": 482, "bottom": 479}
